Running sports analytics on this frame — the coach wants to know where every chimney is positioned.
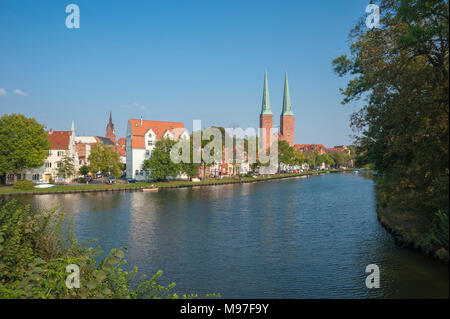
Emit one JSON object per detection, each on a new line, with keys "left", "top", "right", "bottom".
{"left": 140, "top": 116, "right": 143, "bottom": 126}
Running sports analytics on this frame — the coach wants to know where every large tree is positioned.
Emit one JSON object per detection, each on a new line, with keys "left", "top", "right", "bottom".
{"left": 88, "top": 143, "right": 122, "bottom": 180}
{"left": 333, "top": 0, "right": 448, "bottom": 256}
{"left": 142, "top": 138, "right": 182, "bottom": 181}
{"left": 56, "top": 153, "right": 76, "bottom": 183}
{"left": 0, "top": 114, "right": 51, "bottom": 183}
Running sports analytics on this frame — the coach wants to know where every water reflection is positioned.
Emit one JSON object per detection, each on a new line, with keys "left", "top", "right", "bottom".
{"left": 12, "top": 174, "right": 449, "bottom": 298}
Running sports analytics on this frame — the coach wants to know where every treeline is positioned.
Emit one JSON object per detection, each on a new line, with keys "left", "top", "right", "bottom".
{"left": 333, "top": 0, "right": 449, "bottom": 261}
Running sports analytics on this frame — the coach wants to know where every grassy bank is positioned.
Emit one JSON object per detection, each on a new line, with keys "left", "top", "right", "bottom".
{"left": 0, "top": 169, "right": 349, "bottom": 195}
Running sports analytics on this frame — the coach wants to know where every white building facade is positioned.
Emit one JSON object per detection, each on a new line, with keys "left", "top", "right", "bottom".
{"left": 126, "top": 118, "right": 189, "bottom": 181}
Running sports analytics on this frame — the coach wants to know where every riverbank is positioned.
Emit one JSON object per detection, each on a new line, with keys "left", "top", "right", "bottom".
{"left": 0, "top": 169, "right": 352, "bottom": 196}
{"left": 375, "top": 181, "right": 449, "bottom": 265}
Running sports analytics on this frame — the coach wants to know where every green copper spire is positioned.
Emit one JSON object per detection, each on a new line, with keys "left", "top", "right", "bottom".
{"left": 261, "top": 70, "right": 272, "bottom": 115}
{"left": 282, "top": 72, "right": 294, "bottom": 116}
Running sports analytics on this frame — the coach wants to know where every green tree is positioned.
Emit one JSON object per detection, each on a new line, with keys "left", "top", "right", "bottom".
{"left": 79, "top": 165, "right": 90, "bottom": 176}
{"left": 0, "top": 114, "right": 51, "bottom": 183}
{"left": 142, "top": 138, "right": 182, "bottom": 181}
{"left": 88, "top": 143, "right": 121, "bottom": 181}
{"left": 317, "top": 153, "right": 335, "bottom": 168}
{"left": 333, "top": 0, "right": 448, "bottom": 259}
{"left": 56, "top": 154, "right": 76, "bottom": 183}
{"left": 180, "top": 136, "right": 200, "bottom": 180}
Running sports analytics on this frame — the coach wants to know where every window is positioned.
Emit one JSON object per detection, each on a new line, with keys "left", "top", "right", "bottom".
{"left": 57, "top": 151, "right": 63, "bottom": 156}
{"left": 57, "top": 163, "right": 61, "bottom": 168}
{"left": 140, "top": 170, "right": 144, "bottom": 175}
{"left": 145, "top": 150, "right": 150, "bottom": 155}
{"left": 32, "top": 174, "right": 40, "bottom": 181}
{"left": 45, "top": 162, "right": 52, "bottom": 168}
{"left": 135, "top": 170, "right": 139, "bottom": 176}
{"left": 7, "top": 174, "right": 14, "bottom": 182}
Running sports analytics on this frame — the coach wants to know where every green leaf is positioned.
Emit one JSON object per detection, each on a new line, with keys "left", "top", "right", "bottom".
{"left": 95, "top": 270, "right": 107, "bottom": 281}
{"left": 87, "top": 280, "right": 97, "bottom": 290}
{"left": 115, "top": 250, "right": 125, "bottom": 259}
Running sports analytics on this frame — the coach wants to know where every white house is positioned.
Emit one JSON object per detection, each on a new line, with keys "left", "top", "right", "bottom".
{"left": 27, "top": 127, "right": 78, "bottom": 183}
{"left": 126, "top": 118, "right": 189, "bottom": 181}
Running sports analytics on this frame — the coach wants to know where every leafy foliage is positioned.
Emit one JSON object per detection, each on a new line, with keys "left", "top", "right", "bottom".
{"left": 143, "top": 138, "right": 183, "bottom": 181}
{"left": 56, "top": 154, "right": 76, "bottom": 182}
{"left": 88, "top": 143, "right": 122, "bottom": 179}
{"left": 78, "top": 165, "right": 89, "bottom": 176}
{"left": 0, "top": 114, "right": 51, "bottom": 178}
{"left": 13, "top": 180, "right": 35, "bottom": 190}
{"left": 333, "top": 0, "right": 449, "bottom": 259}
{"left": 0, "top": 200, "right": 220, "bottom": 298}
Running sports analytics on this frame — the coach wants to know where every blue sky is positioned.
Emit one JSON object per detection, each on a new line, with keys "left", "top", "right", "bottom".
{"left": 0, "top": 0, "right": 368, "bottom": 147}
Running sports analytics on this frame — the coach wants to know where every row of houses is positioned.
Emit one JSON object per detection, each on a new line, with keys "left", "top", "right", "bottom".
{"left": 2, "top": 114, "right": 127, "bottom": 184}
{"left": 125, "top": 118, "right": 258, "bottom": 181}
{"left": 3, "top": 112, "right": 351, "bottom": 185}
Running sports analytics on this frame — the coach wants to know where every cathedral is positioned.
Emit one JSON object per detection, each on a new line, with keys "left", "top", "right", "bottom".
{"left": 259, "top": 70, "right": 295, "bottom": 147}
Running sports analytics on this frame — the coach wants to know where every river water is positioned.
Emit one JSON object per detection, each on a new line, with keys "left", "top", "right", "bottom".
{"left": 13, "top": 173, "right": 449, "bottom": 298}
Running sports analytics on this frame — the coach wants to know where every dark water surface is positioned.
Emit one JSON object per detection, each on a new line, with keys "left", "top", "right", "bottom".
{"left": 14, "top": 174, "right": 449, "bottom": 298}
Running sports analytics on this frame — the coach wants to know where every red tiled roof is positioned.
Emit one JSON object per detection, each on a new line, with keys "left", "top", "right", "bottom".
{"left": 117, "top": 137, "right": 126, "bottom": 146}
{"left": 47, "top": 131, "right": 72, "bottom": 150}
{"left": 129, "top": 119, "right": 185, "bottom": 149}
{"left": 114, "top": 145, "right": 126, "bottom": 156}
{"left": 294, "top": 144, "right": 326, "bottom": 150}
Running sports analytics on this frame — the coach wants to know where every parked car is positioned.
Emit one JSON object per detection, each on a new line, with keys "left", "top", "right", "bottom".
{"left": 108, "top": 175, "right": 116, "bottom": 184}
{"left": 95, "top": 173, "right": 102, "bottom": 179}
{"left": 127, "top": 178, "right": 137, "bottom": 183}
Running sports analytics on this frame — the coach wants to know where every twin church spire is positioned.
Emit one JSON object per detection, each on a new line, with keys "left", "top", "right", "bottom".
{"left": 260, "top": 71, "right": 294, "bottom": 116}
{"left": 259, "top": 70, "right": 295, "bottom": 147}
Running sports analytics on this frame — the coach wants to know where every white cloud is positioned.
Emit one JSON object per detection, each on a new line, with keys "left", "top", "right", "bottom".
{"left": 122, "top": 102, "right": 146, "bottom": 110}
{"left": 133, "top": 102, "right": 147, "bottom": 110}
{"left": 13, "top": 89, "right": 28, "bottom": 96}
{"left": 0, "top": 88, "right": 6, "bottom": 96}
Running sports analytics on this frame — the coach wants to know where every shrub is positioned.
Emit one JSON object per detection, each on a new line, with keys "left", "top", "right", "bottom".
{"left": 0, "top": 200, "right": 220, "bottom": 299}
{"left": 78, "top": 177, "right": 87, "bottom": 184}
{"left": 13, "top": 180, "right": 34, "bottom": 190}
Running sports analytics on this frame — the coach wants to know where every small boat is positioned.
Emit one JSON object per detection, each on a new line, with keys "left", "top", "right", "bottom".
{"left": 34, "top": 183, "right": 55, "bottom": 189}
{"left": 142, "top": 186, "right": 159, "bottom": 191}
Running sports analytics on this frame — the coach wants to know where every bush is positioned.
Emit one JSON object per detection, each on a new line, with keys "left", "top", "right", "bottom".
{"left": 78, "top": 177, "right": 87, "bottom": 184}
{"left": 13, "top": 180, "right": 34, "bottom": 190}
{"left": 0, "top": 200, "right": 219, "bottom": 299}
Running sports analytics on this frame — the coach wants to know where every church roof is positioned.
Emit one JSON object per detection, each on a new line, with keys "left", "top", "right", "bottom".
{"left": 95, "top": 136, "right": 115, "bottom": 145}
{"left": 281, "top": 72, "right": 294, "bottom": 116}
{"left": 261, "top": 70, "right": 272, "bottom": 115}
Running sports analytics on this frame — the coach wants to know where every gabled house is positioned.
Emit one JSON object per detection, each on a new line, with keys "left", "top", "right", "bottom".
{"left": 126, "top": 118, "right": 189, "bottom": 180}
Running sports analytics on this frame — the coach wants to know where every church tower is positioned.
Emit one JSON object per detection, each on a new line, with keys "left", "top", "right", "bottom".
{"left": 105, "top": 111, "right": 116, "bottom": 143}
{"left": 280, "top": 72, "right": 295, "bottom": 146}
{"left": 259, "top": 70, "right": 273, "bottom": 149}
